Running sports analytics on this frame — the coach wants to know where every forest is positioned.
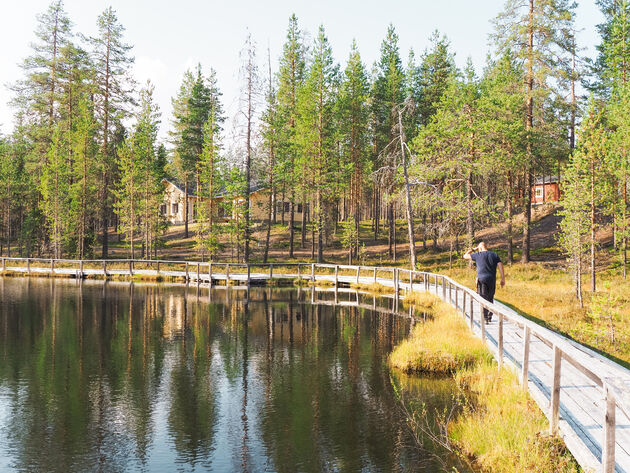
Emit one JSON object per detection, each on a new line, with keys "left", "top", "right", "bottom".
{"left": 0, "top": 0, "right": 628, "bottom": 304}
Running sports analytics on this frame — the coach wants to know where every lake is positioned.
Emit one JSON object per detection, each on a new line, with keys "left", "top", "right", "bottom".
{"left": 0, "top": 277, "right": 468, "bottom": 472}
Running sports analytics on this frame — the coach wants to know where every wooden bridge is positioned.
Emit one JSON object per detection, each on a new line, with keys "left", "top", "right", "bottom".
{"left": 1, "top": 256, "right": 630, "bottom": 473}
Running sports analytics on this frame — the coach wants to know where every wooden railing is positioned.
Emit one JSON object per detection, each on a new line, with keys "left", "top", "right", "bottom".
{"left": 0, "top": 257, "right": 628, "bottom": 472}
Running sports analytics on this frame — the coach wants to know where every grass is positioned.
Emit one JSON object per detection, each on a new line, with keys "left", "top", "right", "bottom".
{"left": 390, "top": 292, "right": 580, "bottom": 472}
{"left": 390, "top": 294, "right": 492, "bottom": 374}
{"left": 350, "top": 281, "right": 393, "bottom": 294}
{"left": 450, "top": 365, "right": 580, "bottom": 473}
{"left": 443, "top": 263, "right": 630, "bottom": 364}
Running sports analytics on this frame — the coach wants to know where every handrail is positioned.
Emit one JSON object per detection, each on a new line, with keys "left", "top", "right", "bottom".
{"left": 0, "top": 255, "right": 626, "bottom": 472}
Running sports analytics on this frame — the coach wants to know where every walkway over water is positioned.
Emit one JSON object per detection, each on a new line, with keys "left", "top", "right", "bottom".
{"left": 2, "top": 257, "right": 630, "bottom": 473}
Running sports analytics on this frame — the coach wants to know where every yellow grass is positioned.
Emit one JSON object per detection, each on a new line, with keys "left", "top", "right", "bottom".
{"left": 350, "top": 281, "right": 393, "bottom": 294}
{"left": 451, "top": 365, "right": 580, "bottom": 473}
{"left": 391, "top": 296, "right": 580, "bottom": 472}
{"left": 444, "top": 263, "right": 630, "bottom": 364}
{"left": 390, "top": 296, "right": 492, "bottom": 374}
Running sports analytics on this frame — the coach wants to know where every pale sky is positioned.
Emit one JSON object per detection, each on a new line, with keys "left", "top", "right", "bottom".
{"left": 0, "top": 0, "right": 604, "bottom": 143}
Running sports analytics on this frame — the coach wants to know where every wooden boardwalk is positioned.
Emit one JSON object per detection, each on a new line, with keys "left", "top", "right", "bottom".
{"left": 1, "top": 257, "right": 629, "bottom": 472}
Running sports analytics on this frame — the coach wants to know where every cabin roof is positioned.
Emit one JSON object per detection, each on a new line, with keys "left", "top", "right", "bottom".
{"left": 533, "top": 176, "right": 559, "bottom": 185}
{"left": 163, "top": 178, "right": 268, "bottom": 199}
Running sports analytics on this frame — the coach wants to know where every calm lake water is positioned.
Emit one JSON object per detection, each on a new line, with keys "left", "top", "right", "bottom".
{"left": 0, "top": 277, "right": 467, "bottom": 473}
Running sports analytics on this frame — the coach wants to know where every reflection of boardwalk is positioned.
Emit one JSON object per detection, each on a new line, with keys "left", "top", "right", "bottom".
{"left": 2, "top": 257, "right": 630, "bottom": 472}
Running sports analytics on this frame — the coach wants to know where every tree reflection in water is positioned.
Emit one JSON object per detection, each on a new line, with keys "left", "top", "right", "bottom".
{"left": 0, "top": 277, "right": 464, "bottom": 472}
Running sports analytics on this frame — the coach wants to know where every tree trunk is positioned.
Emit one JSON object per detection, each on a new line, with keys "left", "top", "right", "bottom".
{"left": 388, "top": 202, "right": 394, "bottom": 257}
{"left": 521, "top": 0, "right": 534, "bottom": 264}
{"left": 184, "top": 181, "right": 189, "bottom": 239}
{"left": 398, "top": 110, "right": 416, "bottom": 269}
{"left": 507, "top": 171, "right": 513, "bottom": 264}
{"left": 466, "top": 171, "right": 474, "bottom": 248}
{"left": 591, "top": 154, "right": 596, "bottom": 292}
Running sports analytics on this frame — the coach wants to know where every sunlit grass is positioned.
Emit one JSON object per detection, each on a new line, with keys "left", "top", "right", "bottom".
{"left": 391, "top": 294, "right": 580, "bottom": 472}
{"left": 451, "top": 365, "right": 580, "bottom": 473}
{"left": 389, "top": 295, "right": 491, "bottom": 374}
{"left": 443, "top": 263, "right": 630, "bottom": 364}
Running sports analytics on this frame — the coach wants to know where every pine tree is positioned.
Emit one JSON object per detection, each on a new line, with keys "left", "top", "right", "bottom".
{"left": 276, "top": 14, "right": 306, "bottom": 258}
{"left": 372, "top": 24, "right": 404, "bottom": 258}
{"left": 412, "top": 64, "right": 484, "bottom": 253}
{"left": 262, "top": 47, "right": 279, "bottom": 263}
{"left": 40, "top": 125, "right": 70, "bottom": 258}
{"left": 417, "top": 31, "right": 456, "bottom": 126}
{"left": 238, "top": 33, "right": 260, "bottom": 263}
{"left": 296, "top": 25, "right": 339, "bottom": 262}
{"left": 90, "top": 6, "right": 134, "bottom": 258}
{"left": 492, "top": 0, "right": 576, "bottom": 263}
{"left": 134, "top": 81, "right": 162, "bottom": 259}
{"left": 559, "top": 101, "right": 606, "bottom": 301}
{"left": 478, "top": 51, "right": 527, "bottom": 263}
{"left": 196, "top": 109, "right": 223, "bottom": 260}
{"left": 339, "top": 40, "right": 370, "bottom": 261}
{"left": 69, "top": 97, "right": 97, "bottom": 258}
{"left": 114, "top": 136, "right": 140, "bottom": 259}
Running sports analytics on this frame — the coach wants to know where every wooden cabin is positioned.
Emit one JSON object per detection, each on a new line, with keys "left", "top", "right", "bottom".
{"left": 161, "top": 178, "right": 310, "bottom": 225}
{"left": 161, "top": 179, "right": 199, "bottom": 225}
{"left": 531, "top": 176, "right": 560, "bottom": 205}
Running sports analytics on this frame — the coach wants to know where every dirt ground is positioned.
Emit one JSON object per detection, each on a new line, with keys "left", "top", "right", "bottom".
{"left": 106, "top": 202, "right": 611, "bottom": 269}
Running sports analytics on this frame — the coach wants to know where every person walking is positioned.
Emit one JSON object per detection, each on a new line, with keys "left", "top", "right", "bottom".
{"left": 463, "top": 241, "right": 505, "bottom": 322}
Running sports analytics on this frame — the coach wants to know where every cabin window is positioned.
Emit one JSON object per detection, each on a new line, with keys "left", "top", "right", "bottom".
{"left": 535, "top": 187, "right": 543, "bottom": 199}
{"left": 160, "top": 204, "right": 167, "bottom": 216}
{"left": 172, "top": 203, "right": 179, "bottom": 215}
{"left": 284, "top": 202, "right": 290, "bottom": 213}
{"left": 297, "top": 203, "right": 302, "bottom": 213}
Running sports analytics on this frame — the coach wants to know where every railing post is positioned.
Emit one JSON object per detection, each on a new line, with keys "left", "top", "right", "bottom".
{"left": 269, "top": 264, "right": 273, "bottom": 280}
{"left": 373, "top": 267, "right": 377, "bottom": 284}
{"left": 602, "top": 383, "right": 617, "bottom": 473}
{"left": 1, "top": 257, "right": 5, "bottom": 272}
{"left": 449, "top": 281, "right": 452, "bottom": 304}
{"left": 521, "top": 326, "right": 531, "bottom": 389}
{"left": 297, "top": 264, "right": 301, "bottom": 281}
{"left": 356, "top": 266, "right": 360, "bottom": 284}
{"left": 27, "top": 258, "right": 30, "bottom": 274}
{"left": 462, "top": 291, "right": 466, "bottom": 317}
{"left": 226, "top": 263, "right": 230, "bottom": 283}
{"left": 311, "top": 263, "right": 315, "bottom": 282}
{"left": 480, "top": 305, "right": 486, "bottom": 343}
{"left": 498, "top": 313, "right": 504, "bottom": 369}
{"left": 208, "top": 263, "right": 213, "bottom": 287}
{"left": 454, "top": 286, "right": 458, "bottom": 310}
{"left": 185, "top": 262, "right": 189, "bottom": 282}
{"left": 50, "top": 258, "right": 54, "bottom": 275}
{"left": 424, "top": 273, "right": 428, "bottom": 291}
{"left": 442, "top": 276, "right": 446, "bottom": 299}
{"left": 470, "top": 295, "right": 474, "bottom": 329}
{"left": 103, "top": 260, "right": 107, "bottom": 276}
{"left": 335, "top": 265, "right": 339, "bottom": 286}
{"left": 395, "top": 269, "right": 400, "bottom": 295}
{"left": 79, "top": 260, "right": 84, "bottom": 278}
{"left": 196, "top": 263, "right": 200, "bottom": 283}
{"left": 409, "top": 270, "right": 413, "bottom": 292}
{"left": 129, "top": 260, "right": 133, "bottom": 276}
{"left": 247, "top": 264, "right": 251, "bottom": 285}
{"left": 550, "top": 345, "right": 562, "bottom": 434}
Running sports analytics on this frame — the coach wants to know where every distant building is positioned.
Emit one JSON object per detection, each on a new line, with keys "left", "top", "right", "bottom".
{"left": 161, "top": 179, "right": 309, "bottom": 225}
{"left": 161, "top": 179, "right": 198, "bottom": 225}
{"left": 531, "top": 176, "right": 560, "bottom": 205}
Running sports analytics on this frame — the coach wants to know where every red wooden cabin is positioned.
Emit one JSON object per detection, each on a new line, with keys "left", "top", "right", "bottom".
{"left": 531, "top": 176, "right": 560, "bottom": 205}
